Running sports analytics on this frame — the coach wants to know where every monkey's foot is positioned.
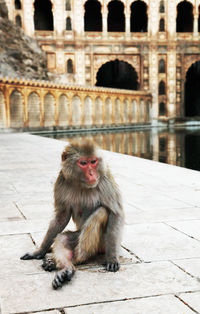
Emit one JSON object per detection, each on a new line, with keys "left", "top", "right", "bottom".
{"left": 42, "top": 256, "right": 56, "bottom": 272}
{"left": 106, "top": 261, "right": 120, "bottom": 272}
{"left": 52, "top": 269, "right": 75, "bottom": 290}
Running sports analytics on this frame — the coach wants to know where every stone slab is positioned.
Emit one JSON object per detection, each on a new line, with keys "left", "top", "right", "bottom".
{"left": 0, "top": 219, "right": 49, "bottom": 236}
{"left": 179, "top": 292, "right": 200, "bottom": 313}
{"left": 1, "top": 262, "right": 200, "bottom": 314}
{"left": 122, "top": 223, "right": 200, "bottom": 262}
{"left": 167, "top": 220, "right": 200, "bottom": 241}
{"left": 0, "top": 234, "right": 42, "bottom": 275}
{"left": 66, "top": 295, "right": 195, "bottom": 314}
{"left": 172, "top": 258, "right": 200, "bottom": 279}
{"left": 0, "top": 202, "right": 23, "bottom": 221}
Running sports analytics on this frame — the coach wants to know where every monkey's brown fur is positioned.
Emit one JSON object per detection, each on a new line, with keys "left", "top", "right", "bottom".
{"left": 21, "top": 141, "right": 124, "bottom": 289}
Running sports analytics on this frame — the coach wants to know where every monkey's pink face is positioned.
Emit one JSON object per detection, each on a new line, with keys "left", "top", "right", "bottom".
{"left": 77, "top": 157, "right": 99, "bottom": 187}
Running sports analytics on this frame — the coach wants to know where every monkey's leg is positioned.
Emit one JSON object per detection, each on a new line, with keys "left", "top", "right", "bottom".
{"left": 74, "top": 207, "right": 108, "bottom": 264}
{"left": 51, "top": 232, "right": 79, "bottom": 289}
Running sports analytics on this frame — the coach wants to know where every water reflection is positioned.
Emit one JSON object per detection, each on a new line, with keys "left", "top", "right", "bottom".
{"left": 39, "top": 127, "right": 200, "bottom": 171}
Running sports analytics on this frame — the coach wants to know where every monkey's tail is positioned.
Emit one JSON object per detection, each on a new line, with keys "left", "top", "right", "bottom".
{"left": 73, "top": 207, "right": 108, "bottom": 264}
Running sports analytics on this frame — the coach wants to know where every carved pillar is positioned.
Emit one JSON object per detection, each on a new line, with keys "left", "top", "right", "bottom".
{"left": 194, "top": 14, "right": 199, "bottom": 38}
{"left": 168, "top": 0, "right": 176, "bottom": 38}
{"left": 149, "top": 0, "right": 158, "bottom": 37}
{"left": 23, "top": 0, "right": 34, "bottom": 36}
{"left": 167, "top": 47, "right": 176, "bottom": 118}
{"left": 74, "top": 0, "right": 84, "bottom": 36}
{"left": 75, "top": 49, "right": 85, "bottom": 85}
{"left": 102, "top": 4, "right": 108, "bottom": 37}
{"left": 125, "top": 4, "right": 130, "bottom": 38}
{"left": 53, "top": 0, "right": 65, "bottom": 36}
{"left": 149, "top": 45, "right": 158, "bottom": 122}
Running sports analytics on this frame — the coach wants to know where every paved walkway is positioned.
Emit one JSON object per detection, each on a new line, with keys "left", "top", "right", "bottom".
{"left": 0, "top": 133, "right": 200, "bottom": 314}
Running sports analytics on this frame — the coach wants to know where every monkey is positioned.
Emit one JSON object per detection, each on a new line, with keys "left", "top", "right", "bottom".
{"left": 21, "top": 141, "right": 124, "bottom": 289}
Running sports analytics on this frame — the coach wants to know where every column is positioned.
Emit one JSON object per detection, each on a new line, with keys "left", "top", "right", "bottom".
{"left": 125, "top": 4, "right": 130, "bottom": 38}
{"left": 53, "top": 0, "right": 65, "bottom": 36}
{"left": 75, "top": 50, "right": 85, "bottom": 85}
{"left": 73, "top": 0, "right": 84, "bottom": 36}
{"left": 167, "top": 47, "right": 176, "bottom": 118}
{"left": 102, "top": 4, "right": 108, "bottom": 37}
{"left": 149, "top": 45, "right": 158, "bottom": 123}
{"left": 193, "top": 14, "right": 198, "bottom": 38}
{"left": 23, "top": 0, "right": 34, "bottom": 36}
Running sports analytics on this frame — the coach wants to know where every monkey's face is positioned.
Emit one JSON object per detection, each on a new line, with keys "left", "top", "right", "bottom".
{"left": 77, "top": 157, "right": 100, "bottom": 188}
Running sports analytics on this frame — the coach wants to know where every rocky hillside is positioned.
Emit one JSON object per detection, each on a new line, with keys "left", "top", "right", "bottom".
{"left": 0, "top": 0, "right": 48, "bottom": 80}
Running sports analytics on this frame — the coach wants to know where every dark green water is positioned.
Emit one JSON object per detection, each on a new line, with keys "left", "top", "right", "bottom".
{"left": 39, "top": 127, "right": 200, "bottom": 172}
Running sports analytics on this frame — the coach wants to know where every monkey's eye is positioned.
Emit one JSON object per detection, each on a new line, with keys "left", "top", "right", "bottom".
{"left": 80, "top": 160, "right": 88, "bottom": 166}
{"left": 91, "top": 159, "right": 97, "bottom": 164}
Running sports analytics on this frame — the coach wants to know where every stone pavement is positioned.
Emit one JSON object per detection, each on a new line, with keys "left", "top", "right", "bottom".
{"left": 0, "top": 133, "right": 200, "bottom": 314}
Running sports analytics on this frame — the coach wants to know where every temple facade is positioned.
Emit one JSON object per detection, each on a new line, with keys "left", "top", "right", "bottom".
{"left": 5, "top": 0, "right": 200, "bottom": 122}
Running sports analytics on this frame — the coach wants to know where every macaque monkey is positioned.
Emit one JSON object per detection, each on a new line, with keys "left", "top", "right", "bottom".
{"left": 21, "top": 141, "right": 124, "bottom": 289}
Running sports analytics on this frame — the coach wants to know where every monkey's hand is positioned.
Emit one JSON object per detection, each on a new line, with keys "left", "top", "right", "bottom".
{"left": 20, "top": 250, "right": 45, "bottom": 260}
{"left": 106, "top": 261, "right": 120, "bottom": 272}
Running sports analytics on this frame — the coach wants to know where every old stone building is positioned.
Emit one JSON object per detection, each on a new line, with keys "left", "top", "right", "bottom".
{"left": 4, "top": 0, "right": 200, "bottom": 122}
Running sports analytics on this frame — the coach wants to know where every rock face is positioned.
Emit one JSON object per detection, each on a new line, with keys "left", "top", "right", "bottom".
{"left": 0, "top": 0, "right": 48, "bottom": 80}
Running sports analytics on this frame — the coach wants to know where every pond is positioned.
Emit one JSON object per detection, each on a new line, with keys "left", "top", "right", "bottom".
{"left": 38, "top": 127, "right": 200, "bottom": 172}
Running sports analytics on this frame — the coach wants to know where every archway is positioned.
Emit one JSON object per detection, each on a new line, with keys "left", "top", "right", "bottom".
{"left": 185, "top": 61, "right": 200, "bottom": 116}
{"left": 96, "top": 59, "right": 139, "bottom": 90}
{"left": 34, "top": 0, "right": 53, "bottom": 31}
{"left": 130, "top": 0, "right": 148, "bottom": 32}
{"left": 108, "top": 0, "right": 125, "bottom": 32}
{"left": 84, "top": 0, "right": 102, "bottom": 31}
{"left": 176, "top": 1, "right": 193, "bottom": 32}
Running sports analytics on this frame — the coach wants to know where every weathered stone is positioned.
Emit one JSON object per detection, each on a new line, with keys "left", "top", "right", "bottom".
{"left": 0, "top": 0, "right": 48, "bottom": 80}
{"left": 66, "top": 295, "right": 195, "bottom": 314}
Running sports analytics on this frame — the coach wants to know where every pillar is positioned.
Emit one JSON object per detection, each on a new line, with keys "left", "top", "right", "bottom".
{"left": 23, "top": 0, "right": 34, "bottom": 36}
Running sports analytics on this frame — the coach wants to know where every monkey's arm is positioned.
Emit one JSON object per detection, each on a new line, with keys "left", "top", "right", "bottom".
{"left": 105, "top": 211, "right": 124, "bottom": 272}
{"left": 20, "top": 207, "right": 72, "bottom": 260}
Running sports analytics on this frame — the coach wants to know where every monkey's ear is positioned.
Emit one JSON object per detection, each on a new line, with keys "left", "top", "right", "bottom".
{"left": 61, "top": 151, "right": 68, "bottom": 161}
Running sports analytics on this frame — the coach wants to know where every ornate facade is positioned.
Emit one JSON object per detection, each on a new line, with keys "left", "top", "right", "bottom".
{"left": 5, "top": 0, "right": 200, "bottom": 122}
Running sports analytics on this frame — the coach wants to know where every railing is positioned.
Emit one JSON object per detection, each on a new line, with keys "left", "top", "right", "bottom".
{"left": 0, "top": 76, "right": 152, "bottom": 130}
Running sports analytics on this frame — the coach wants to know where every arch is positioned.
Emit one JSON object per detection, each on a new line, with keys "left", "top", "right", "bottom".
{"left": 94, "top": 97, "right": 103, "bottom": 124}
{"left": 130, "top": 0, "right": 148, "bottom": 33}
{"left": 58, "top": 94, "right": 68, "bottom": 126}
{"left": 67, "top": 59, "right": 73, "bottom": 73}
{"left": 159, "top": 0, "right": 165, "bottom": 13}
{"left": 71, "top": 95, "right": 81, "bottom": 125}
{"left": 108, "top": 0, "right": 125, "bottom": 32}
{"left": 15, "top": 0, "right": 21, "bottom": 10}
{"left": 159, "top": 18, "right": 165, "bottom": 32}
{"left": 114, "top": 98, "right": 121, "bottom": 124}
{"left": 84, "top": 96, "right": 93, "bottom": 125}
{"left": 66, "top": 17, "right": 72, "bottom": 30}
{"left": 159, "top": 59, "right": 165, "bottom": 73}
{"left": 65, "top": 0, "right": 71, "bottom": 10}
{"left": 159, "top": 81, "right": 166, "bottom": 95}
{"left": 16, "top": 15, "right": 22, "bottom": 27}
{"left": 34, "top": 0, "right": 53, "bottom": 31}
{"left": 96, "top": 59, "right": 139, "bottom": 90}
{"left": 176, "top": 1, "right": 193, "bottom": 32}
{"left": 44, "top": 93, "right": 55, "bottom": 127}
{"left": 84, "top": 0, "right": 102, "bottom": 31}
{"left": 0, "top": 91, "right": 6, "bottom": 128}
{"left": 185, "top": 60, "right": 200, "bottom": 116}
{"left": 159, "top": 102, "right": 166, "bottom": 116}
{"left": 105, "top": 97, "right": 112, "bottom": 124}
{"left": 10, "top": 90, "right": 24, "bottom": 128}
{"left": 28, "top": 92, "right": 40, "bottom": 127}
